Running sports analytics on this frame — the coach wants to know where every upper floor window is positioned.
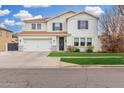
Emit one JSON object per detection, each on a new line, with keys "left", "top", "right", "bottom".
{"left": 78, "top": 20, "right": 88, "bottom": 29}
{"left": 53, "top": 23, "right": 62, "bottom": 31}
{"left": 31, "top": 23, "right": 42, "bottom": 30}
{"left": 87, "top": 38, "right": 92, "bottom": 46}
{"left": 74, "top": 38, "right": 79, "bottom": 46}
{"left": 37, "top": 24, "right": 41, "bottom": 29}
{"left": 32, "top": 24, "right": 36, "bottom": 29}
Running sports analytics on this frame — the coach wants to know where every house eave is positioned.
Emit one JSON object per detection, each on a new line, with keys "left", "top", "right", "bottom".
{"left": 19, "top": 34, "right": 70, "bottom": 36}
{"left": 19, "top": 31, "right": 70, "bottom": 37}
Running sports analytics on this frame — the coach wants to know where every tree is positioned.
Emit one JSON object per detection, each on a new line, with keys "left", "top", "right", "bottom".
{"left": 100, "top": 5, "right": 124, "bottom": 53}
{"left": 113, "top": 5, "right": 124, "bottom": 15}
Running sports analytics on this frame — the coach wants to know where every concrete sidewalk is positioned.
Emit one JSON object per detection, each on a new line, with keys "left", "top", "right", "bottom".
{"left": 0, "top": 52, "right": 6, "bottom": 56}
{"left": 52, "top": 56, "right": 122, "bottom": 58}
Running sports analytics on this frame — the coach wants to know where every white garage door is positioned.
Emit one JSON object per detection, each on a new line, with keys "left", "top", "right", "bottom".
{"left": 23, "top": 39, "right": 52, "bottom": 51}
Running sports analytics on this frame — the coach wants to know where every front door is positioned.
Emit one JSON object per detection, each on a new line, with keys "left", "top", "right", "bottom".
{"left": 59, "top": 37, "right": 64, "bottom": 51}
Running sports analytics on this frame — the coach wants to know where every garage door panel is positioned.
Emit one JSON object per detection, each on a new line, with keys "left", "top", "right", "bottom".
{"left": 23, "top": 39, "right": 52, "bottom": 51}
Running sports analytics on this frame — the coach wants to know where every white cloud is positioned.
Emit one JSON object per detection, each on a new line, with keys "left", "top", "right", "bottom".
{"left": 14, "top": 10, "right": 43, "bottom": 20}
{"left": 15, "top": 22, "right": 25, "bottom": 26}
{"left": 84, "top": 6, "right": 104, "bottom": 16}
{"left": 0, "top": 9, "right": 11, "bottom": 16}
{"left": 0, "top": 23, "right": 6, "bottom": 28}
{"left": 4, "top": 19, "right": 15, "bottom": 26}
{"left": 1, "top": 18, "right": 24, "bottom": 27}
{"left": 23, "top": 5, "right": 50, "bottom": 8}
{"left": 32, "top": 15, "right": 42, "bottom": 19}
{"left": 0, "top": 5, "right": 1, "bottom": 8}
{"left": 14, "top": 10, "right": 33, "bottom": 20}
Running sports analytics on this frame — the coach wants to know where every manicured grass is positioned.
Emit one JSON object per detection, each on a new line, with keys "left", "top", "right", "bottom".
{"left": 48, "top": 52, "right": 124, "bottom": 57}
{"left": 60, "top": 58, "right": 124, "bottom": 65}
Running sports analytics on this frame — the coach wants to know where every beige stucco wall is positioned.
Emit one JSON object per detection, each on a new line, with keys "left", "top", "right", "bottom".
{"left": 47, "top": 12, "right": 75, "bottom": 32}
{"left": 24, "top": 23, "right": 47, "bottom": 31}
{"left": 19, "top": 12, "right": 76, "bottom": 52}
{"left": 67, "top": 13, "right": 101, "bottom": 52}
{"left": 19, "top": 12, "right": 101, "bottom": 52}
{"left": 0, "top": 30, "right": 12, "bottom": 51}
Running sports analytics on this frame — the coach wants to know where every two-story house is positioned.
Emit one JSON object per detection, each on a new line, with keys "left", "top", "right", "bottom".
{"left": 0, "top": 27, "right": 13, "bottom": 52}
{"left": 19, "top": 11, "right": 101, "bottom": 52}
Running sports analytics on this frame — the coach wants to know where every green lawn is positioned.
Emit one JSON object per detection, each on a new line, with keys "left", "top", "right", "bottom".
{"left": 48, "top": 52, "right": 124, "bottom": 57}
{"left": 60, "top": 58, "right": 124, "bottom": 65}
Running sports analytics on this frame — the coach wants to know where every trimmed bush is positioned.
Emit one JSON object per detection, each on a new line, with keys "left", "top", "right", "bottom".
{"left": 67, "top": 46, "right": 76, "bottom": 52}
{"left": 67, "top": 46, "right": 80, "bottom": 52}
{"left": 86, "top": 46, "right": 94, "bottom": 53}
{"left": 75, "top": 48, "right": 80, "bottom": 52}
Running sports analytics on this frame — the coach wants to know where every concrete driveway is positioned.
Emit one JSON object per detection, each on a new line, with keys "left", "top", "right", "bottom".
{"left": 0, "top": 52, "right": 78, "bottom": 68}
{"left": 0, "top": 52, "right": 58, "bottom": 68}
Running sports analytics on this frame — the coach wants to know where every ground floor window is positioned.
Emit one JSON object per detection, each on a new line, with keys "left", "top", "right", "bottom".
{"left": 80, "top": 38, "right": 85, "bottom": 46}
{"left": 74, "top": 38, "right": 79, "bottom": 46}
{"left": 87, "top": 38, "right": 92, "bottom": 46}
{"left": 74, "top": 37, "right": 92, "bottom": 46}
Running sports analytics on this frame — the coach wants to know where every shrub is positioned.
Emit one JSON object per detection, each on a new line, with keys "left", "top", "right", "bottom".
{"left": 67, "top": 46, "right": 76, "bottom": 52}
{"left": 67, "top": 46, "right": 80, "bottom": 52}
{"left": 75, "top": 48, "right": 80, "bottom": 52}
{"left": 86, "top": 46, "right": 94, "bottom": 53}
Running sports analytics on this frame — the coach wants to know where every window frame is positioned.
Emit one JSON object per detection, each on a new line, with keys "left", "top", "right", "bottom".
{"left": 80, "top": 37, "right": 85, "bottom": 46}
{"left": 37, "top": 24, "right": 42, "bottom": 30}
{"left": 32, "top": 23, "right": 36, "bottom": 30}
{"left": 78, "top": 20, "right": 88, "bottom": 29}
{"left": 74, "top": 37, "right": 79, "bottom": 46}
{"left": 87, "top": 38, "right": 92, "bottom": 46}
{"left": 53, "top": 22, "right": 62, "bottom": 31}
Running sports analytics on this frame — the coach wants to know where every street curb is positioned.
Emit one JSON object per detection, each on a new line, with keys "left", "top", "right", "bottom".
{"left": 62, "top": 65, "right": 124, "bottom": 68}
{"left": 48, "top": 56, "right": 123, "bottom": 58}
{"left": 0, "top": 65, "right": 124, "bottom": 69}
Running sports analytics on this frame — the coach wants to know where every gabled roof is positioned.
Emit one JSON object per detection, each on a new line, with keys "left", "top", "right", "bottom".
{"left": 0, "top": 27, "right": 12, "bottom": 32}
{"left": 48, "top": 11, "right": 76, "bottom": 21}
{"left": 23, "top": 11, "right": 98, "bottom": 24}
{"left": 24, "top": 18, "right": 48, "bottom": 23}
{"left": 67, "top": 11, "right": 99, "bottom": 20}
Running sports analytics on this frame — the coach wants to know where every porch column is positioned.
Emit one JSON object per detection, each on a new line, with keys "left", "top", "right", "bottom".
{"left": 51, "top": 36, "right": 57, "bottom": 51}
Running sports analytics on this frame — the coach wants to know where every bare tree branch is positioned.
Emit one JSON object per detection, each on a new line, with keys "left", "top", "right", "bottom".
{"left": 100, "top": 5, "right": 124, "bottom": 52}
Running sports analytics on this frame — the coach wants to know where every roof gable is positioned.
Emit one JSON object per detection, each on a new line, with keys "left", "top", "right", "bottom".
{"left": 23, "top": 18, "right": 48, "bottom": 23}
{"left": 67, "top": 11, "right": 99, "bottom": 20}
{"left": 0, "top": 27, "right": 12, "bottom": 32}
{"left": 48, "top": 11, "right": 76, "bottom": 21}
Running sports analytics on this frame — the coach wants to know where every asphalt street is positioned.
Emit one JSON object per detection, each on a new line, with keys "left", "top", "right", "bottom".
{"left": 0, "top": 68, "right": 124, "bottom": 88}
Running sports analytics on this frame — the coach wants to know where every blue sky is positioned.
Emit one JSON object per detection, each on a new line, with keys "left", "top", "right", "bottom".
{"left": 0, "top": 5, "right": 112, "bottom": 33}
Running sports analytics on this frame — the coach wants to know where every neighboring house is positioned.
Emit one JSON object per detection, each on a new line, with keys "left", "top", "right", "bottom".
{"left": 19, "top": 11, "right": 101, "bottom": 52}
{"left": 11, "top": 33, "right": 18, "bottom": 43}
{"left": 0, "top": 27, "right": 13, "bottom": 51}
